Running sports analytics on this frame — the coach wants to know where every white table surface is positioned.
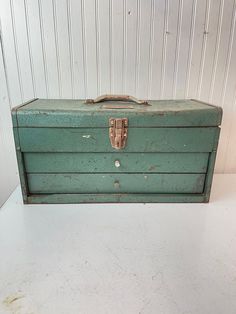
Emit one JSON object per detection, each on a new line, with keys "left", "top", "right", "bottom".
{"left": 0, "top": 174, "right": 236, "bottom": 314}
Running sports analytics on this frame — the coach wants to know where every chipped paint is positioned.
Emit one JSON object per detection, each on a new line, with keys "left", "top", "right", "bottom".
{"left": 82, "top": 135, "right": 91, "bottom": 138}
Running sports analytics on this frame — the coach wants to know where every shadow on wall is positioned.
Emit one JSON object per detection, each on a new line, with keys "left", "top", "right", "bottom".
{"left": 0, "top": 125, "right": 19, "bottom": 208}
{"left": 0, "top": 40, "right": 19, "bottom": 207}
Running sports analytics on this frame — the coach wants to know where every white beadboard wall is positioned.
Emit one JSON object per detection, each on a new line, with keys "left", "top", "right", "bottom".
{"left": 1, "top": 0, "right": 236, "bottom": 203}
{"left": 0, "top": 27, "right": 19, "bottom": 206}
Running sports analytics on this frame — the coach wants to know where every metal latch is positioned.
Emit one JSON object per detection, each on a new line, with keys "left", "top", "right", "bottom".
{"left": 109, "top": 118, "right": 128, "bottom": 149}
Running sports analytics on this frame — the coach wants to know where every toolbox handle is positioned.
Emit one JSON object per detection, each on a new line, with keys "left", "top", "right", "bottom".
{"left": 85, "top": 94, "right": 150, "bottom": 105}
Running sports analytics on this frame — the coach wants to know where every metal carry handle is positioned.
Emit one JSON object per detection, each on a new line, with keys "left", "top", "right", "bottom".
{"left": 85, "top": 94, "right": 150, "bottom": 105}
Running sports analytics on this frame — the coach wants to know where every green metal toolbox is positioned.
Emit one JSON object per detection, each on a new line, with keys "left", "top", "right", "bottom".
{"left": 12, "top": 95, "right": 222, "bottom": 204}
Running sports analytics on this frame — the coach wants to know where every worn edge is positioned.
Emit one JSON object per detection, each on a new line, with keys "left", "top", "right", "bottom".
{"left": 203, "top": 127, "right": 221, "bottom": 202}
{"left": 11, "top": 98, "right": 38, "bottom": 127}
{"left": 11, "top": 102, "right": 37, "bottom": 204}
{"left": 16, "top": 99, "right": 222, "bottom": 128}
{"left": 27, "top": 193, "right": 206, "bottom": 204}
{"left": 190, "top": 99, "right": 223, "bottom": 126}
{"left": 12, "top": 128, "right": 29, "bottom": 203}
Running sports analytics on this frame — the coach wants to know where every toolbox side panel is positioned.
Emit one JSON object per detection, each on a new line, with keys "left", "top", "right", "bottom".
{"left": 12, "top": 128, "right": 28, "bottom": 203}
{"left": 12, "top": 108, "right": 29, "bottom": 203}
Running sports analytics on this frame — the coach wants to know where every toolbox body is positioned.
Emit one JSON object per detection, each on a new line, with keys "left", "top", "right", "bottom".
{"left": 12, "top": 97, "right": 222, "bottom": 204}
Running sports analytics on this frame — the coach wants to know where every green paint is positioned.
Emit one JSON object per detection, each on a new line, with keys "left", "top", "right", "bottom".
{"left": 28, "top": 173, "right": 205, "bottom": 194}
{"left": 12, "top": 128, "right": 28, "bottom": 203}
{"left": 19, "top": 127, "right": 218, "bottom": 152}
{"left": 16, "top": 99, "right": 222, "bottom": 127}
{"left": 24, "top": 152, "right": 209, "bottom": 173}
{"left": 27, "top": 193, "right": 207, "bottom": 204}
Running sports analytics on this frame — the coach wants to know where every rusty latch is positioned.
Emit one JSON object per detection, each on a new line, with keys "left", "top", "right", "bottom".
{"left": 109, "top": 118, "right": 128, "bottom": 149}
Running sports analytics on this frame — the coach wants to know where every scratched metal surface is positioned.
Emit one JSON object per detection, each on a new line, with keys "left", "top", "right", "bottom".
{"left": 14, "top": 99, "right": 222, "bottom": 128}
{"left": 0, "top": 174, "right": 236, "bottom": 314}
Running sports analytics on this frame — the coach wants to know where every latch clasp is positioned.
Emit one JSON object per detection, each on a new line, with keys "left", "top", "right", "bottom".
{"left": 109, "top": 118, "right": 128, "bottom": 149}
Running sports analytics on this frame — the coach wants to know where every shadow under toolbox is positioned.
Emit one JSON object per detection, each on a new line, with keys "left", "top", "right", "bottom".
{"left": 12, "top": 95, "right": 222, "bottom": 204}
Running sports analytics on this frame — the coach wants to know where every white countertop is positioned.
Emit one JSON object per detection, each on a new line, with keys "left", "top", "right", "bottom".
{"left": 0, "top": 174, "right": 236, "bottom": 314}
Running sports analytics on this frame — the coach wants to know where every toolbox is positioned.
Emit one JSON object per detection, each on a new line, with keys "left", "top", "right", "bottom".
{"left": 12, "top": 95, "right": 222, "bottom": 203}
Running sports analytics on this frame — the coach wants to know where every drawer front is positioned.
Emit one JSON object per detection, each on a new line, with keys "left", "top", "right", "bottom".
{"left": 24, "top": 152, "right": 209, "bottom": 173}
{"left": 27, "top": 173, "right": 205, "bottom": 194}
{"left": 19, "top": 127, "right": 219, "bottom": 152}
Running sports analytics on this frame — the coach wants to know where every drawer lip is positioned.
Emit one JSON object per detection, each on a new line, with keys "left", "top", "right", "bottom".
{"left": 24, "top": 152, "right": 210, "bottom": 174}
{"left": 26, "top": 193, "right": 208, "bottom": 203}
{"left": 27, "top": 173, "right": 206, "bottom": 194}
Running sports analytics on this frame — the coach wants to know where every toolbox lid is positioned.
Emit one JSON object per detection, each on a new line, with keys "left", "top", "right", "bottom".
{"left": 12, "top": 98, "right": 222, "bottom": 128}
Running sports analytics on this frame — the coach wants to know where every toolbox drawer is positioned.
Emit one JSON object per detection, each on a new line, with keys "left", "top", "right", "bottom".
{"left": 24, "top": 152, "right": 209, "bottom": 173}
{"left": 27, "top": 173, "right": 206, "bottom": 194}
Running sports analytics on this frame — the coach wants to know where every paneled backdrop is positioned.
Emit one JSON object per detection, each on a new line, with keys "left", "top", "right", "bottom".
{"left": 1, "top": 0, "right": 236, "bottom": 204}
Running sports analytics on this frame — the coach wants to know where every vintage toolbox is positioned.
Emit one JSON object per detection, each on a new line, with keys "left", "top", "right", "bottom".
{"left": 12, "top": 95, "right": 222, "bottom": 204}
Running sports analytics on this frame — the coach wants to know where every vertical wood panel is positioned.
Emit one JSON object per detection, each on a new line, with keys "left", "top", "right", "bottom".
{"left": 136, "top": 0, "right": 152, "bottom": 99}
{"left": 210, "top": 0, "right": 234, "bottom": 105}
{"left": 10, "top": 0, "right": 34, "bottom": 100}
{"left": 69, "top": 0, "right": 86, "bottom": 98}
{"left": 161, "top": 0, "right": 180, "bottom": 99}
{"left": 97, "top": 0, "right": 111, "bottom": 94}
{"left": 0, "top": 0, "right": 23, "bottom": 105}
{"left": 39, "top": 0, "right": 60, "bottom": 98}
{"left": 196, "top": 0, "right": 211, "bottom": 99}
{"left": 149, "top": 0, "right": 166, "bottom": 99}
{"left": 186, "top": 0, "right": 207, "bottom": 98}
{"left": 124, "top": 0, "right": 138, "bottom": 95}
{"left": 111, "top": 0, "right": 124, "bottom": 94}
{"left": 198, "top": 0, "right": 221, "bottom": 101}
{"left": 83, "top": 0, "right": 98, "bottom": 97}
{"left": 174, "top": 0, "right": 193, "bottom": 98}
{"left": 24, "top": 0, "right": 47, "bottom": 98}
{"left": 54, "top": 0, "right": 73, "bottom": 98}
